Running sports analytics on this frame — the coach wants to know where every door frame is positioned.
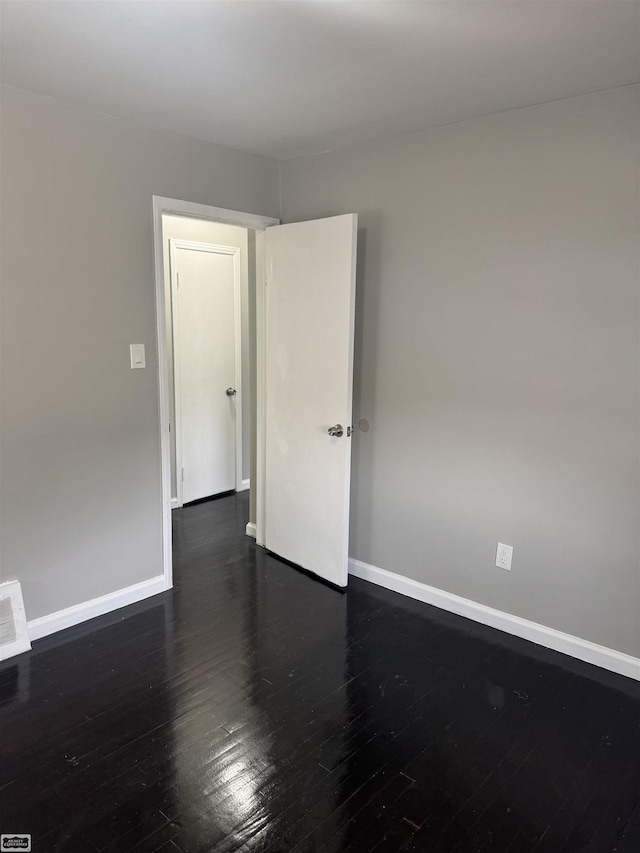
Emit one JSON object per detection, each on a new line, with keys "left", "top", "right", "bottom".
{"left": 153, "top": 196, "right": 279, "bottom": 589}
{"left": 170, "top": 238, "right": 243, "bottom": 507}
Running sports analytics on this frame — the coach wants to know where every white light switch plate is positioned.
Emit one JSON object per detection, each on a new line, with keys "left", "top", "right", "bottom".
{"left": 130, "top": 344, "right": 146, "bottom": 369}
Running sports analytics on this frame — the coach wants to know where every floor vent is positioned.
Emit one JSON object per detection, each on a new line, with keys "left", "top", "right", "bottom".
{"left": 0, "top": 581, "right": 31, "bottom": 661}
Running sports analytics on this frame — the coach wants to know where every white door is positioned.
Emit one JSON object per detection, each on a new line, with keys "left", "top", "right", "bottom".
{"left": 170, "top": 240, "right": 242, "bottom": 505}
{"left": 264, "top": 214, "right": 357, "bottom": 587}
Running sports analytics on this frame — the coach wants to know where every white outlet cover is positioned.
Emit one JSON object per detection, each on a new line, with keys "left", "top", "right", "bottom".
{"left": 496, "top": 542, "right": 513, "bottom": 571}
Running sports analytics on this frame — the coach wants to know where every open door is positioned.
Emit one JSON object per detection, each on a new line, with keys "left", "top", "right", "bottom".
{"left": 264, "top": 214, "right": 357, "bottom": 587}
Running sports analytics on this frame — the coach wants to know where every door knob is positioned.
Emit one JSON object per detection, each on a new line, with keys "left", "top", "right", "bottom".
{"left": 328, "top": 424, "right": 343, "bottom": 437}
{"left": 226, "top": 388, "right": 236, "bottom": 396}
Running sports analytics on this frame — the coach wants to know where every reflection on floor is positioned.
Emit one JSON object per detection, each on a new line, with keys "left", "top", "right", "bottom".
{"left": 1, "top": 492, "right": 639, "bottom": 852}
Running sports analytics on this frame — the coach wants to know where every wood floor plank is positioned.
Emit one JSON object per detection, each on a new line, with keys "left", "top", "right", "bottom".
{"left": 1, "top": 492, "right": 638, "bottom": 852}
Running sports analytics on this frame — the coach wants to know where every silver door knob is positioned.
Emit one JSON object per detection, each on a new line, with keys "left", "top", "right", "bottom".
{"left": 328, "top": 424, "right": 343, "bottom": 437}
{"left": 226, "top": 387, "right": 236, "bottom": 396}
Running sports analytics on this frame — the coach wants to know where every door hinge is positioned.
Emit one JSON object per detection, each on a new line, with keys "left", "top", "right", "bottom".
{"left": 181, "top": 466, "right": 185, "bottom": 481}
{"left": 176, "top": 271, "right": 181, "bottom": 289}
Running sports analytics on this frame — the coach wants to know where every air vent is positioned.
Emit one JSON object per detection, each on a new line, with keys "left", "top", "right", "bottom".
{"left": 0, "top": 596, "right": 17, "bottom": 645}
{"left": 0, "top": 582, "right": 31, "bottom": 661}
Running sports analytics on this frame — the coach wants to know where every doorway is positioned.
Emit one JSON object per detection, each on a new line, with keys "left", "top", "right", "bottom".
{"left": 153, "top": 197, "right": 280, "bottom": 588}
{"left": 154, "top": 198, "right": 358, "bottom": 593}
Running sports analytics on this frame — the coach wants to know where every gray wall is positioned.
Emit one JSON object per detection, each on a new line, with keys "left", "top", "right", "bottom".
{"left": 0, "top": 85, "right": 278, "bottom": 620}
{"left": 2, "top": 80, "right": 638, "bottom": 660}
{"left": 280, "top": 86, "right": 640, "bottom": 657}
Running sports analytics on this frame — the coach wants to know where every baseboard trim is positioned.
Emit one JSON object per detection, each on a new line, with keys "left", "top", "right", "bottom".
{"left": 237, "top": 479, "right": 251, "bottom": 493}
{"left": 246, "top": 521, "right": 257, "bottom": 539}
{"left": 348, "top": 559, "right": 640, "bottom": 682}
{"left": 27, "top": 576, "right": 168, "bottom": 642}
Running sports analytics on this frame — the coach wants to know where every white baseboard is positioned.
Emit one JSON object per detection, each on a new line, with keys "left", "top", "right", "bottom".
{"left": 348, "top": 559, "right": 640, "bottom": 683}
{"left": 28, "top": 575, "right": 168, "bottom": 642}
{"left": 246, "top": 521, "right": 257, "bottom": 539}
{"left": 237, "top": 479, "right": 251, "bottom": 492}
{"left": 171, "top": 497, "right": 179, "bottom": 509}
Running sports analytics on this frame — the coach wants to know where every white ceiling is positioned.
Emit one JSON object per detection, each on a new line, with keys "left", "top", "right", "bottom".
{"left": 1, "top": 1, "right": 638, "bottom": 161}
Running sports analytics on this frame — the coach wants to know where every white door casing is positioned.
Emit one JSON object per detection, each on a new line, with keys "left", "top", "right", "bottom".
{"left": 264, "top": 214, "right": 358, "bottom": 587}
{"left": 170, "top": 239, "right": 242, "bottom": 505}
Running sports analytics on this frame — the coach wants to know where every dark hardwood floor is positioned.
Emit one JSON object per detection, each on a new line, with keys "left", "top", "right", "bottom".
{"left": 1, "top": 492, "right": 639, "bottom": 852}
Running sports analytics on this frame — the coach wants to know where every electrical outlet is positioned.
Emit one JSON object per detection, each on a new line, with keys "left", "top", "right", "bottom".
{"left": 496, "top": 542, "right": 513, "bottom": 571}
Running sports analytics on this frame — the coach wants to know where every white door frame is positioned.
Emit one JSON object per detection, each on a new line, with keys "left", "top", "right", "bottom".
{"left": 153, "top": 196, "right": 279, "bottom": 590}
{"left": 170, "top": 239, "right": 243, "bottom": 507}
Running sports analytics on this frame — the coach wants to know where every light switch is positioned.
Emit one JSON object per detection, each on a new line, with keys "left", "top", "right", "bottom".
{"left": 130, "top": 344, "right": 146, "bottom": 369}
